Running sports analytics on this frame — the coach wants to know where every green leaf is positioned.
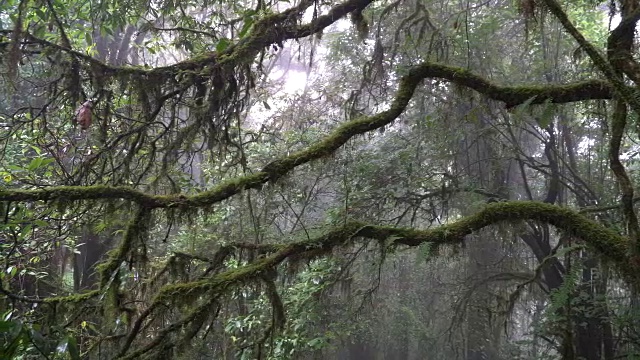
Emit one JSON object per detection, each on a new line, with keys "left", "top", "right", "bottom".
{"left": 35, "top": 8, "right": 47, "bottom": 21}
{"left": 102, "top": 25, "right": 114, "bottom": 37}
{"left": 216, "top": 38, "right": 231, "bottom": 53}
{"left": 67, "top": 336, "right": 80, "bottom": 360}
{"left": 239, "top": 17, "right": 254, "bottom": 38}
{"left": 41, "top": 158, "right": 54, "bottom": 167}
{"left": 307, "top": 337, "right": 325, "bottom": 349}
{"left": 0, "top": 320, "right": 17, "bottom": 333}
{"left": 21, "top": 224, "right": 32, "bottom": 237}
{"left": 27, "top": 158, "right": 43, "bottom": 171}
{"left": 6, "top": 164, "right": 24, "bottom": 171}
{"left": 6, "top": 266, "right": 16, "bottom": 277}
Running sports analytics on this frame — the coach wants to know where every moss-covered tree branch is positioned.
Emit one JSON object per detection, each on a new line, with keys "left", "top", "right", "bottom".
{"left": 0, "top": 63, "right": 617, "bottom": 208}
{"left": 112, "top": 201, "right": 633, "bottom": 358}
{"left": 177, "top": 201, "right": 633, "bottom": 294}
{"left": 411, "top": 64, "right": 613, "bottom": 107}
{"left": 9, "top": 0, "right": 374, "bottom": 79}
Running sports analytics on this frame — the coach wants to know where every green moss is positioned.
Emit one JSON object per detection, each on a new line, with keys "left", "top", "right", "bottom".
{"left": 98, "top": 207, "right": 150, "bottom": 288}
{"left": 42, "top": 289, "right": 100, "bottom": 304}
{"left": 101, "top": 200, "right": 640, "bottom": 359}
{"left": 378, "top": 201, "right": 633, "bottom": 280}
{"left": 142, "top": 202, "right": 635, "bottom": 310}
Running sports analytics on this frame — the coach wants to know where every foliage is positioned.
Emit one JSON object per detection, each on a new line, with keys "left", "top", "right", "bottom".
{"left": 0, "top": 314, "right": 79, "bottom": 360}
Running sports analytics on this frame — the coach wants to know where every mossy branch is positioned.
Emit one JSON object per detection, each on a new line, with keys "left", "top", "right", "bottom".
{"left": 410, "top": 64, "right": 613, "bottom": 108}
{"left": 97, "top": 207, "right": 151, "bottom": 289}
{"left": 116, "top": 201, "right": 634, "bottom": 358}
{"left": 0, "top": 64, "right": 617, "bottom": 208}
{"left": 14, "top": 0, "right": 374, "bottom": 79}
{"left": 187, "top": 201, "right": 628, "bottom": 287}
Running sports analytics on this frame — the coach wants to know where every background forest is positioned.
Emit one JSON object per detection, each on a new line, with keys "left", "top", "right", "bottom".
{"left": 1, "top": 0, "right": 640, "bottom": 359}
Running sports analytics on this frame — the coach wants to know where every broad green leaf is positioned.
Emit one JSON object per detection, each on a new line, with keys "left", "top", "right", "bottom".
{"left": 0, "top": 320, "right": 17, "bottom": 332}
{"left": 27, "top": 158, "right": 42, "bottom": 171}
{"left": 41, "top": 158, "right": 54, "bottom": 166}
{"left": 67, "top": 336, "right": 80, "bottom": 360}
{"left": 239, "top": 17, "right": 254, "bottom": 38}
{"left": 34, "top": 8, "right": 47, "bottom": 21}
{"left": 6, "top": 165, "right": 24, "bottom": 171}
{"left": 216, "top": 38, "right": 231, "bottom": 52}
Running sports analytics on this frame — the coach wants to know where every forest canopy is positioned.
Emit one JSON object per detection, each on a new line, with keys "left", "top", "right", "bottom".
{"left": 1, "top": 0, "right": 640, "bottom": 359}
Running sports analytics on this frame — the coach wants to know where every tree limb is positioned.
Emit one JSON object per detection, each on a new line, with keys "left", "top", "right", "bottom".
{"left": 11, "top": 0, "right": 374, "bottom": 79}
{"left": 0, "top": 63, "right": 616, "bottom": 208}
{"left": 114, "top": 201, "right": 634, "bottom": 358}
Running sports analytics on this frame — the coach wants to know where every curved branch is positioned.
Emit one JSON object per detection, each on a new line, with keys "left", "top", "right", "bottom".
{"left": 415, "top": 64, "right": 613, "bottom": 107}
{"left": 116, "top": 201, "right": 633, "bottom": 358}
{"left": 186, "top": 201, "right": 632, "bottom": 291}
{"left": 609, "top": 98, "right": 640, "bottom": 245}
{"left": 0, "top": 62, "right": 617, "bottom": 208}
{"left": 605, "top": 1, "right": 640, "bottom": 249}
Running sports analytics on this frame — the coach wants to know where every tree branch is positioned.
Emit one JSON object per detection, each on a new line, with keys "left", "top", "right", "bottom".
{"left": 0, "top": 63, "right": 616, "bottom": 208}
{"left": 12, "top": 0, "right": 374, "bottom": 79}
{"left": 415, "top": 64, "right": 613, "bottom": 107}
{"left": 115, "top": 201, "right": 634, "bottom": 357}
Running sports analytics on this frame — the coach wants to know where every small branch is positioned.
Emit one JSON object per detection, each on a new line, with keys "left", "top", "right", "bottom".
{"left": 579, "top": 196, "right": 640, "bottom": 214}
{"left": 540, "top": 0, "right": 640, "bottom": 117}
